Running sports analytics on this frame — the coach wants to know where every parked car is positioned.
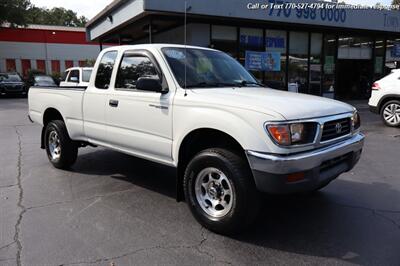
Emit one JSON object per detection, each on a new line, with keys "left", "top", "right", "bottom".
{"left": 27, "top": 74, "right": 57, "bottom": 87}
{"left": 28, "top": 44, "right": 364, "bottom": 234}
{"left": 60, "top": 67, "right": 93, "bottom": 87}
{"left": 0, "top": 72, "right": 27, "bottom": 96}
{"left": 369, "top": 70, "right": 400, "bottom": 127}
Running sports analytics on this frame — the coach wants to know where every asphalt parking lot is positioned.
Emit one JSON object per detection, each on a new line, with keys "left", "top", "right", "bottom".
{"left": 1, "top": 98, "right": 399, "bottom": 266}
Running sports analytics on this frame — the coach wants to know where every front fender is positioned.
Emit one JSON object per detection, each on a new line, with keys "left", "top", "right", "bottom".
{"left": 172, "top": 105, "right": 278, "bottom": 164}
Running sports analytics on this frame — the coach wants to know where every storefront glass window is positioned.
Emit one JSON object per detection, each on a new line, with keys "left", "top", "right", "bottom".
{"left": 289, "top": 31, "right": 308, "bottom": 93}
{"left": 338, "top": 36, "right": 373, "bottom": 59}
{"left": 322, "top": 35, "right": 336, "bottom": 98}
{"left": 310, "top": 33, "right": 322, "bottom": 96}
{"left": 211, "top": 25, "right": 237, "bottom": 58}
{"left": 265, "top": 30, "right": 287, "bottom": 90}
{"left": 385, "top": 38, "right": 400, "bottom": 75}
{"left": 374, "top": 39, "right": 385, "bottom": 81}
{"left": 239, "top": 28, "right": 264, "bottom": 81}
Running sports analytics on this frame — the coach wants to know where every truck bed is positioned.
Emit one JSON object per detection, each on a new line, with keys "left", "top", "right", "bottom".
{"left": 28, "top": 86, "right": 87, "bottom": 140}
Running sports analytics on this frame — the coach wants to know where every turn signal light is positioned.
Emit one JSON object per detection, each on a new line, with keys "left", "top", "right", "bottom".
{"left": 267, "top": 125, "right": 290, "bottom": 145}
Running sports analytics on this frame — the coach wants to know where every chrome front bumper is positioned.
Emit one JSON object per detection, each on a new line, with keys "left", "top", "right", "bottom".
{"left": 246, "top": 133, "right": 365, "bottom": 194}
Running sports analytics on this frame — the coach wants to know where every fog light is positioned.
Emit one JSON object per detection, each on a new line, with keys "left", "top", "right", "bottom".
{"left": 286, "top": 172, "right": 305, "bottom": 183}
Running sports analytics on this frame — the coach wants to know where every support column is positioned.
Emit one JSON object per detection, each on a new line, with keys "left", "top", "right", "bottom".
{"left": 0, "top": 59, "right": 6, "bottom": 72}
{"left": 16, "top": 59, "right": 22, "bottom": 74}
{"left": 149, "top": 17, "right": 153, "bottom": 44}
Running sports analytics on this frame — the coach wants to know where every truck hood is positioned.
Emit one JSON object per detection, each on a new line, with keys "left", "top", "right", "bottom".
{"left": 191, "top": 87, "right": 354, "bottom": 120}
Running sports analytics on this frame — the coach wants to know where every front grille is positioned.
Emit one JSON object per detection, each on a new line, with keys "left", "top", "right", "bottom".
{"left": 5, "top": 85, "right": 23, "bottom": 92}
{"left": 321, "top": 117, "right": 351, "bottom": 142}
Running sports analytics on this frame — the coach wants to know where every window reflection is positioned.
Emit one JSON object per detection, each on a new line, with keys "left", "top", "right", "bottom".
{"left": 288, "top": 32, "right": 308, "bottom": 93}
{"left": 265, "top": 30, "right": 286, "bottom": 90}
{"left": 310, "top": 33, "right": 322, "bottom": 96}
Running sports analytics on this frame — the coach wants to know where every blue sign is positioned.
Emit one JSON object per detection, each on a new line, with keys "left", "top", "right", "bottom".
{"left": 240, "top": 35, "right": 264, "bottom": 48}
{"left": 392, "top": 43, "right": 400, "bottom": 57}
{"left": 245, "top": 51, "right": 281, "bottom": 71}
{"left": 266, "top": 37, "right": 285, "bottom": 49}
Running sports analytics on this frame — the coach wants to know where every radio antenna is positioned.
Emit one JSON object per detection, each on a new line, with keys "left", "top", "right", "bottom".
{"left": 184, "top": 1, "right": 190, "bottom": 96}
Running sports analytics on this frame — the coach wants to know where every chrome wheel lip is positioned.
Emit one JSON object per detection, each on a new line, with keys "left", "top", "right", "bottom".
{"left": 48, "top": 130, "right": 61, "bottom": 160}
{"left": 194, "top": 167, "right": 234, "bottom": 218}
{"left": 383, "top": 103, "right": 400, "bottom": 125}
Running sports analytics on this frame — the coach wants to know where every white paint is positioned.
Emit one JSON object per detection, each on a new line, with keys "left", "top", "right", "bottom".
{"left": 369, "top": 70, "right": 400, "bottom": 108}
{"left": 88, "top": 0, "right": 144, "bottom": 40}
{"left": 28, "top": 44, "right": 357, "bottom": 168}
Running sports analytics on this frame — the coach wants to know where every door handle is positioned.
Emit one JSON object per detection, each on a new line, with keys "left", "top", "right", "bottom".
{"left": 109, "top": 99, "right": 119, "bottom": 107}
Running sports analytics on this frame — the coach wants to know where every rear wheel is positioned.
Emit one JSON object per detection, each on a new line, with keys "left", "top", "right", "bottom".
{"left": 381, "top": 100, "right": 400, "bottom": 127}
{"left": 183, "top": 148, "right": 260, "bottom": 235}
{"left": 44, "top": 120, "right": 78, "bottom": 169}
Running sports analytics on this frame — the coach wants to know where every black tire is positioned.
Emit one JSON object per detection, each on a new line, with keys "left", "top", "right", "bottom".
{"left": 44, "top": 120, "right": 78, "bottom": 169}
{"left": 381, "top": 100, "right": 400, "bottom": 127}
{"left": 183, "top": 148, "right": 260, "bottom": 235}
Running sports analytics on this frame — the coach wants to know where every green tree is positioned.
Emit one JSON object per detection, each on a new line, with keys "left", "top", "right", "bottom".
{"left": 0, "top": 0, "right": 88, "bottom": 28}
{"left": 26, "top": 7, "right": 88, "bottom": 27}
{"left": 393, "top": 0, "right": 400, "bottom": 5}
{"left": 0, "top": 0, "right": 31, "bottom": 26}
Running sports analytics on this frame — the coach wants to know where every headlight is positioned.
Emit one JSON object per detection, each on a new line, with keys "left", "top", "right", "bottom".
{"left": 266, "top": 122, "right": 317, "bottom": 146}
{"left": 352, "top": 111, "right": 361, "bottom": 130}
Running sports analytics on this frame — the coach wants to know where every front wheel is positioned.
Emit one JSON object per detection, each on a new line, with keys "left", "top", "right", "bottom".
{"left": 381, "top": 100, "right": 400, "bottom": 127}
{"left": 44, "top": 120, "right": 78, "bottom": 169}
{"left": 183, "top": 148, "right": 260, "bottom": 235}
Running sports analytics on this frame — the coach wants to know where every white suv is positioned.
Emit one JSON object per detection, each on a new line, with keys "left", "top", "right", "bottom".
{"left": 369, "top": 70, "right": 400, "bottom": 127}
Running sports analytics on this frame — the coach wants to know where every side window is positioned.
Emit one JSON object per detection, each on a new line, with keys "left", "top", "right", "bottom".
{"left": 68, "top": 70, "right": 79, "bottom": 82}
{"left": 95, "top": 51, "right": 118, "bottom": 89}
{"left": 115, "top": 54, "right": 158, "bottom": 90}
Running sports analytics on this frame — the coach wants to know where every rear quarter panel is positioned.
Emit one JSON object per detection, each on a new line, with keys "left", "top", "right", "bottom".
{"left": 28, "top": 87, "right": 86, "bottom": 140}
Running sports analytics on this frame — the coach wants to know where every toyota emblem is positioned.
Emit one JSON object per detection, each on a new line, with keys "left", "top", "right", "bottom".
{"left": 335, "top": 123, "right": 342, "bottom": 134}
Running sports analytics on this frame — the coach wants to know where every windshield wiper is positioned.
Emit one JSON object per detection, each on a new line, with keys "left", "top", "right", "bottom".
{"left": 236, "top": 80, "right": 264, "bottom": 87}
{"left": 185, "top": 82, "right": 237, "bottom": 88}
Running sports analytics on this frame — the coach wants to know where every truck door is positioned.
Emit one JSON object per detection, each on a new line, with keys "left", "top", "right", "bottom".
{"left": 105, "top": 50, "right": 173, "bottom": 164}
{"left": 83, "top": 51, "right": 118, "bottom": 144}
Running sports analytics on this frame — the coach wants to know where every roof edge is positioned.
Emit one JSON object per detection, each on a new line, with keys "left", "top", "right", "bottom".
{"left": 86, "top": 0, "right": 128, "bottom": 28}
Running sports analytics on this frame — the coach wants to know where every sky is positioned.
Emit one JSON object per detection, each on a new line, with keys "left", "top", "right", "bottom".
{"left": 30, "top": 0, "right": 114, "bottom": 19}
{"left": 30, "top": 0, "right": 393, "bottom": 20}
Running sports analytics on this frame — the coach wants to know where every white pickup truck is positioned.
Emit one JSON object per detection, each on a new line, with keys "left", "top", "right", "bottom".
{"left": 59, "top": 67, "right": 93, "bottom": 87}
{"left": 28, "top": 44, "right": 364, "bottom": 234}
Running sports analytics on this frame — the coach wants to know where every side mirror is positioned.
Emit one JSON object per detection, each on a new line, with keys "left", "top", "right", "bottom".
{"left": 136, "top": 77, "right": 168, "bottom": 94}
{"left": 70, "top": 77, "right": 79, "bottom": 83}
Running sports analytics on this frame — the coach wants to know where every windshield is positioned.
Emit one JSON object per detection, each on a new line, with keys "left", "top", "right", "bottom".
{"left": 162, "top": 48, "right": 260, "bottom": 88}
{"left": 82, "top": 69, "right": 92, "bottom": 82}
{"left": 0, "top": 74, "right": 22, "bottom": 82}
{"left": 35, "top": 76, "right": 55, "bottom": 83}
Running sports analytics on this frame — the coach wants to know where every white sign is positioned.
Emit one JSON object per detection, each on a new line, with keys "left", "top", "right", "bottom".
{"left": 145, "top": 0, "right": 400, "bottom": 33}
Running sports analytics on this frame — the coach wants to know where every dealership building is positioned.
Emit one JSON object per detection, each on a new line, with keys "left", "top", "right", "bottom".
{"left": 86, "top": 0, "right": 400, "bottom": 100}
{"left": 0, "top": 24, "right": 112, "bottom": 77}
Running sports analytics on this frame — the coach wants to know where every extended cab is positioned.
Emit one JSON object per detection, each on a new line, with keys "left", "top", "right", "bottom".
{"left": 28, "top": 44, "right": 364, "bottom": 234}
{"left": 60, "top": 67, "right": 93, "bottom": 87}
